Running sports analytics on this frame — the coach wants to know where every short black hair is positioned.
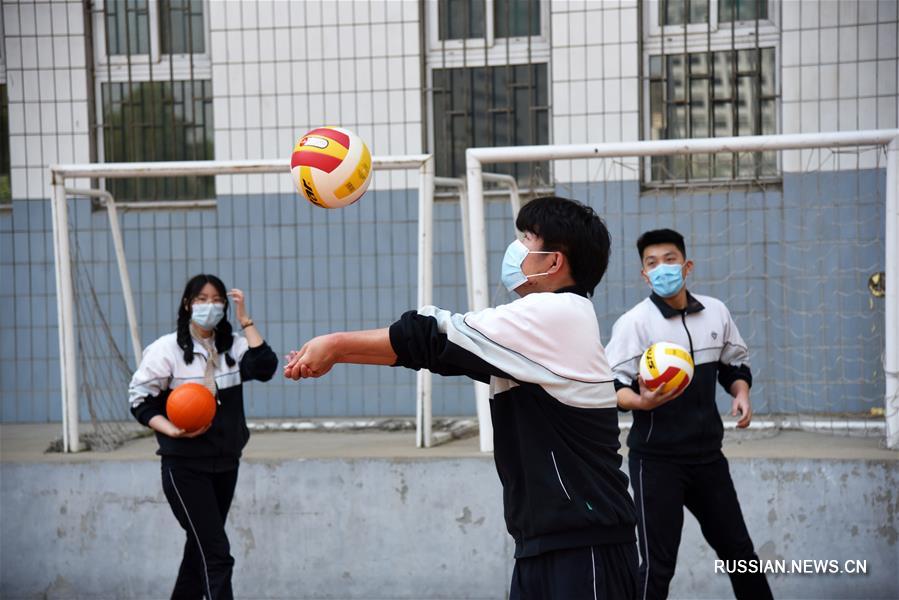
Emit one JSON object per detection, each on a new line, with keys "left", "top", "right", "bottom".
{"left": 636, "top": 228, "right": 686, "bottom": 261}
{"left": 515, "top": 196, "right": 611, "bottom": 297}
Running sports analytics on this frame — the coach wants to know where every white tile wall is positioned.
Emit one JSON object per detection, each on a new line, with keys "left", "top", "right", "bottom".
{"left": 4, "top": 0, "right": 898, "bottom": 199}
{"left": 550, "top": 3, "right": 641, "bottom": 182}
{"left": 781, "top": 0, "right": 898, "bottom": 172}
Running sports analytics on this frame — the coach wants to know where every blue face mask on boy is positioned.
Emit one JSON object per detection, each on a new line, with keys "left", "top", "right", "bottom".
{"left": 501, "top": 239, "right": 554, "bottom": 292}
{"left": 191, "top": 302, "right": 225, "bottom": 330}
{"left": 647, "top": 263, "right": 685, "bottom": 298}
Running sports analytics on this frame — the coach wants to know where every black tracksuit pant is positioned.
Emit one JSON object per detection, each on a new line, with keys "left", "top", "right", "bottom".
{"left": 162, "top": 465, "right": 239, "bottom": 600}
{"left": 629, "top": 454, "right": 773, "bottom": 600}
{"left": 510, "top": 542, "right": 639, "bottom": 599}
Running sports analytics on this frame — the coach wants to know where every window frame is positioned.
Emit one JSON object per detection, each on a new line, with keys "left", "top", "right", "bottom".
{"left": 425, "top": 0, "right": 550, "bottom": 68}
{"left": 92, "top": 0, "right": 211, "bottom": 87}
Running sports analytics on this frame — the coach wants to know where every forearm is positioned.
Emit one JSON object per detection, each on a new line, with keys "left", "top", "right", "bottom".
{"left": 148, "top": 414, "right": 180, "bottom": 437}
{"left": 332, "top": 328, "right": 397, "bottom": 365}
{"left": 616, "top": 387, "right": 643, "bottom": 411}
{"left": 729, "top": 378, "right": 750, "bottom": 398}
{"left": 241, "top": 322, "right": 264, "bottom": 348}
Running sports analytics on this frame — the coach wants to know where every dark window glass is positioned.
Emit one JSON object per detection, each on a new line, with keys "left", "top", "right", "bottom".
{"left": 106, "top": 0, "right": 205, "bottom": 55}
{"left": 659, "top": 0, "right": 709, "bottom": 26}
{"left": 648, "top": 48, "right": 777, "bottom": 181}
{"left": 432, "top": 64, "right": 549, "bottom": 184}
{"left": 101, "top": 81, "right": 214, "bottom": 201}
{"left": 105, "top": 0, "right": 150, "bottom": 55}
{"left": 0, "top": 85, "right": 9, "bottom": 203}
{"left": 438, "top": 0, "right": 486, "bottom": 40}
{"left": 719, "top": 0, "right": 768, "bottom": 22}
{"left": 161, "top": 0, "right": 205, "bottom": 54}
{"left": 495, "top": 0, "right": 540, "bottom": 38}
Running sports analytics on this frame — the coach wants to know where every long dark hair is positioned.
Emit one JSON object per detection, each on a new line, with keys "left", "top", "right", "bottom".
{"left": 177, "top": 274, "right": 236, "bottom": 366}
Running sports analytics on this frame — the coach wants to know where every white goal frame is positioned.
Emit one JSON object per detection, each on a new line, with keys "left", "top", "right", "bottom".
{"left": 49, "top": 155, "right": 437, "bottom": 452}
{"left": 466, "top": 130, "right": 899, "bottom": 452}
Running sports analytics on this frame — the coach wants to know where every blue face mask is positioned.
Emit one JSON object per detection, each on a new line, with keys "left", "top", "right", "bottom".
{"left": 191, "top": 302, "right": 225, "bottom": 330}
{"left": 647, "top": 263, "right": 685, "bottom": 298}
{"left": 501, "top": 239, "right": 554, "bottom": 292}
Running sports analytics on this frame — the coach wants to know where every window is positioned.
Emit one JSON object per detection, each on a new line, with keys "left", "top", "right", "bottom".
{"left": 100, "top": 80, "right": 214, "bottom": 202}
{"left": 648, "top": 48, "right": 777, "bottom": 180}
{"left": 94, "top": 0, "right": 212, "bottom": 201}
{"left": 0, "top": 85, "right": 9, "bottom": 204}
{"left": 432, "top": 64, "right": 549, "bottom": 182}
{"left": 0, "top": 12, "right": 8, "bottom": 204}
{"left": 657, "top": 0, "right": 769, "bottom": 28}
{"left": 438, "top": 0, "right": 540, "bottom": 41}
{"left": 643, "top": 0, "right": 779, "bottom": 183}
{"left": 428, "top": 0, "right": 549, "bottom": 185}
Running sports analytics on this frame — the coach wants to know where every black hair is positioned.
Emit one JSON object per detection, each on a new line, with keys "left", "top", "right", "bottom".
{"left": 514, "top": 196, "right": 611, "bottom": 297}
{"left": 636, "top": 229, "right": 687, "bottom": 261}
{"left": 177, "top": 274, "right": 236, "bottom": 366}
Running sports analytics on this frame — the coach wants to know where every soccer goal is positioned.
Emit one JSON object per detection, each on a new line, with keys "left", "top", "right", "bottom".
{"left": 48, "top": 155, "right": 456, "bottom": 452}
{"left": 464, "top": 129, "right": 899, "bottom": 452}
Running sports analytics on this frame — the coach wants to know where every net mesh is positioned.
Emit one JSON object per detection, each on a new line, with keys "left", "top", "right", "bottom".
{"left": 55, "top": 142, "right": 893, "bottom": 451}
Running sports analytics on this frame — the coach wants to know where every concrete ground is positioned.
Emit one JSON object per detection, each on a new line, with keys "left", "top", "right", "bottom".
{"left": 2, "top": 420, "right": 896, "bottom": 463}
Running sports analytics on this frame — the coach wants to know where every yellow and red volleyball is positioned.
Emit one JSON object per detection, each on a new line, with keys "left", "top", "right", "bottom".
{"left": 639, "top": 341, "right": 695, "bottom": 395}
{"left": 290, "top": 126, "right": 373, "bottom": 209}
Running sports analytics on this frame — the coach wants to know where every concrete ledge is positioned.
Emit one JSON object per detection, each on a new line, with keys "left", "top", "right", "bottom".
{"left": 1, "top": 426, "right": 897, "bottom": 599}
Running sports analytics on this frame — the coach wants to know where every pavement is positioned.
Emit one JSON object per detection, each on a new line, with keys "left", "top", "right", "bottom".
{"left": 1, "top": 420, "right": 896, "bottom": 463}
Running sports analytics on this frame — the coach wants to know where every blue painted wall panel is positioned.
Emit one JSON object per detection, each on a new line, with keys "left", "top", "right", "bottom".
{"left": 0, "top": 171, "right": 889, "bottom": 421}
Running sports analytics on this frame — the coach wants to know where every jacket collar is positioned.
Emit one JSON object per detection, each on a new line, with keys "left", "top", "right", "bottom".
{"left": 650, "top": 290, "right": 705, "bottom": 318}
{"left": 554, "top": 284, "right": 589, "bottom": 298}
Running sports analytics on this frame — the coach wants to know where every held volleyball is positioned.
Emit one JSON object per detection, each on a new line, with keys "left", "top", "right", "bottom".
{"left": 639, "top": 341, "right": 695, "bottom": 395}
{"left": 166, "top": 382, "right": 217, "bottom": 432}
{"left": 290, "top": 126, "right": 373, "bottom": 208}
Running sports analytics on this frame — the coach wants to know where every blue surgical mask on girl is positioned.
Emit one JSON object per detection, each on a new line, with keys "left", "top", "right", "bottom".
{"left": 501, "top": 239, "right": 554, "bottom": 292}
{"left": 191, "top": 302, "right": 225, "bottom": 329}
{"left": 647, "top": 263, "right": 685, "bottom": 298}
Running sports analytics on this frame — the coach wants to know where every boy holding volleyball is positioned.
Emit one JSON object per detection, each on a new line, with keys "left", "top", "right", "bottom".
{"left": 285, "top": 197, "right": 638, "bottom": 599}
{"left": 605, "top": 229, "right": 772, "bottom": 600}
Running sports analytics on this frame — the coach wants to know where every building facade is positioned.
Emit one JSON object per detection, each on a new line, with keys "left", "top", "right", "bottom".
{"left": 1, "top": 0, "right": 897, "bottom": 422}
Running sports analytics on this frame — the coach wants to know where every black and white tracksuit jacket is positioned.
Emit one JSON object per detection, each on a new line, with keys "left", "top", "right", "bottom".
{"left": 389, "top": 286, "right": 637, "bottom": 558}
{"left": 128, "top": 332, "right": 278, "bottom": 471}
{"left": 605, "top": 291, "right": 752, "bottom": 463}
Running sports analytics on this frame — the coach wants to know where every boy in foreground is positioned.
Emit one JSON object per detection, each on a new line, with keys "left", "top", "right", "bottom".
{"left": 285, "top": 197, "right": 638, "bottom": 599}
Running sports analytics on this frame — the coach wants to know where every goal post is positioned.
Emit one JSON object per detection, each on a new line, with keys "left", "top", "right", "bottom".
{"left": 466, "top": 130, "right": 899, "bottom": 452}
{"left": 49, "top": 155, "right": 436, "bottom": 453}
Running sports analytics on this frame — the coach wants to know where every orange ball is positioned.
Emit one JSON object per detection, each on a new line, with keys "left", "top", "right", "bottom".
{"left": 166, "top": 383, "right": 216, "bottom": 432}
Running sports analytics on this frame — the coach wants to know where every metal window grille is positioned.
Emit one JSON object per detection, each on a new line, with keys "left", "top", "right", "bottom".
{"left": 648, "top": 48, "right": 777, "bottom": 181}
{"left": 100, "top": 80, "right": 214, "bottom": 201}
{"left": 432, "top": 64, "right": 549, "bottom": 182}
{"left": 644, "top": 0, "right": 780, "bottom": 184}
{"left": 430, "top": 0, "right": 549, "bottom": 185}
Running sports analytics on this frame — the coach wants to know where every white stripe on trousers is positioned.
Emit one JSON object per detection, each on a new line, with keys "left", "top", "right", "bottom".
{"left": 591, "top": 546, "right": 597, "bottom": 600}
{"left": 168, "top": 470, "right": 213, "bottom": 600}
{"left": 639, "top": 459, "right": 650, "bottom": 600}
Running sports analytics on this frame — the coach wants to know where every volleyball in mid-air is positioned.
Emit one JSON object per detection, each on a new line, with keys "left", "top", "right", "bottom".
{"left": 290, "top": 126, "right": 373, "bottom": 208}
{"left": 639, "top": 341, "right": 694, "bottom": 395}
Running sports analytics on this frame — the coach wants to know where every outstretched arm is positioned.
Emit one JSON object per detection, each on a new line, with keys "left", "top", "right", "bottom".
{"left": 283, "top": 328, "right": 396, "bottom": 380}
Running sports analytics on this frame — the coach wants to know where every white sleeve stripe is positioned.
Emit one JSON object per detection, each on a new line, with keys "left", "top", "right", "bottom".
{"left": 464, "top": 316, "right": 616, "bottom": 385}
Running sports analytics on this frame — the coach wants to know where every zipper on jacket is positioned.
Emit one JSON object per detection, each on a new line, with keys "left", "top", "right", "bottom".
{"left": 550, "top": 451, "right": 572, "bottom": 501}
